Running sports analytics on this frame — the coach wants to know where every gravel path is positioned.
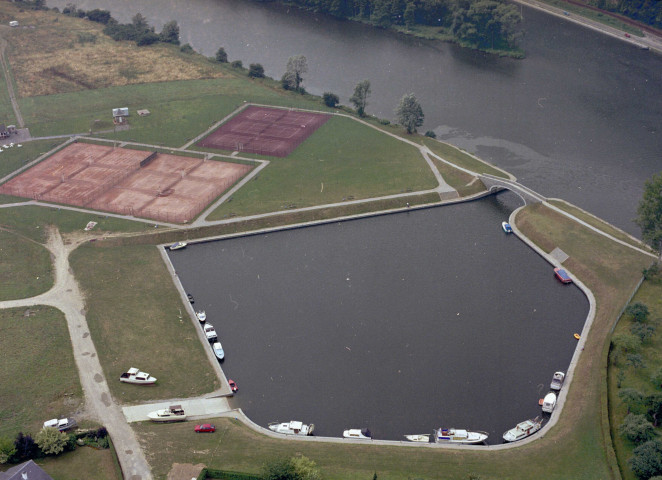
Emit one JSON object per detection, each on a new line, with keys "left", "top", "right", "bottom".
{"left": 0, "top": 229, "right": 152, "bottom": 480}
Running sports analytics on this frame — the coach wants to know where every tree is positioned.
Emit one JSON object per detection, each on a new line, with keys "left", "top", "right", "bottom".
{"left": 248, "top": 63, "right": 265, "bottom": 78}
{"left": 35, "top": 428, "right": 68, "bottom": 456}
{"left": 231, "top": 60, "right": 243, "bottom": 69}
{"left": 283, "top": 55, "right": 308, "bottom": 92}
{"left": 261, "top": 457, "right": 296, "bottom": 480}
{"left": 323, "top": 92, "right": 339, "bottom": 108}
{"left": 626, "top": 353, "right": 646, "bottom": 371}
{"left": 350, "top": 80, "right": 371, "bottom": 117}
{"left": 636, "top": 172, "right": 662, "bottom": 259}
{"left": 631, "top": 322, "right": 655, "bottom": 342}
{"left": 629, "top": 439, "right": 662, "bottom": 479}
{"left": 619, "top": 388, "right": 644, "bottom": 414}
{"left": 159, "top": 20, "right": 180, "bottom": 45}
{"left": 626, "top": 302, "right": 650, "bottom": 323}
{"left": 619, "top": 413, "right": 656, "bottom": 444}
{"left": 86, "top": 9, "right": 112, "bottom": 24}
{"left": 131, "top": 13, "right": 149, "bottom": 31}
{"left": 14, "top": 432, "right": 38, "bottom": 462}
{"left": 0, "top": 436, "right": 16, "bottom": 464}
{"left": 395, "top": 92, "right": 424, "bottom": 134}
{"left": 215, "top": 47, "right": 228, "bottom": 63}
{"left": 290, "top": 455, "right": 321, "bottom": 480}
{"left": 646, "top": 392, "right": 662, "bottom": 427}
{"left": 652, "top": 366, "right": 662, "bottom": 389}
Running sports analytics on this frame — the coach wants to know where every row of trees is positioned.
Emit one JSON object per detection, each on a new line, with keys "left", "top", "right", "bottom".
{"left": 591, "top": 0, "right": 662, "bottom": 30}
{"left": 256, "top": 0, "right": 522, "bottom": 51}
{"left": 0, "top": 428, "right": 109, "bottom": 465}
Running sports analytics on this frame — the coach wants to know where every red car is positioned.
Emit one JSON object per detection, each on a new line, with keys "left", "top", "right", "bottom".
{"left": 194, "top": 424, "right": 216, "bottom": 433}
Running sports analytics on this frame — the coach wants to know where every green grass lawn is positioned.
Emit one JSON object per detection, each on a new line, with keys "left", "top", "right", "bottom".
{"left": 34, "top": 444, "right": 121, "bottom": 480}
{"left": 69, "top": 244, "right": 220, "bottom": 404}
{"left": 207, "top": 116, "right": 437, "bottom": 220}
{"left": 0, "top": 205, "right": 155, "bottom": 243}
{"left": 0, "top": 306, "right": 82, "bottom": 438}
{"left": 0, "top": 139, "right": 66, "bottom": 191}
{"left": 0, "top": 229, "right": 53, "bottom": 300}
{"left": 547, "top": 199, "right": 649, "bottom": 252}
{"left": 0, "top": 63, "right": 16, "bottom": 128}
{"left": 430, "top": 157, "right": 486, "bottom": 197}
{"left": 607, "top": 271, "right": 662, "bottom": 480}
{"left": 422, "top": 138, "right": 510, "bottom": 179}
{"left": 533, "top": 0, "right": 644, "bottom": 36}
{"left": 19, "top": 77, "right": 333, "bottom": 146}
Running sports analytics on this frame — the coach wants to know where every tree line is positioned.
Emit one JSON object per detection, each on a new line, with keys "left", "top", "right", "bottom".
{"left": 591, "top": 0, "right": 662, "bottom": 30}
{"left": 254, "top": 0, "right": 523, "bottom": 51}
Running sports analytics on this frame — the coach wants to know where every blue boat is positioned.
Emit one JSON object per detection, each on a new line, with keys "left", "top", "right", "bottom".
{"left": 554, "top": 267, "right": 572, "bottom": 284}
{"left": 502, "top": 222, "right": 513, "bottom": 233}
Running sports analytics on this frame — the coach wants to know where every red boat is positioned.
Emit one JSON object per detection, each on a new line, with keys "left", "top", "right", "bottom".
{"left": 228, "top": 379, "right": 238, "bottom": 393}
{"left": 554, "top": 267, "right": 572, "bottom": 284}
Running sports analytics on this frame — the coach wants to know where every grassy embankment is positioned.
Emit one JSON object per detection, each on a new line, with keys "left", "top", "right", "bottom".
{"left": 608, "top": 271, "right": 662, "bottom": 480}
{"left": 127, "top": 202, "right": 651, "bottom": 480}
{"left": 0, "top": 306, "right": 82, "bottom": 437}
{"left": 529, "top": 0, "right": 644, "bottom": 36}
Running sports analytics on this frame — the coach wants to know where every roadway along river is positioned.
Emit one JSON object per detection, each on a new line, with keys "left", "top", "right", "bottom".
{"left": 169, "top": 196, "right": 588, "bottom": 442}
{"left": 47, "top": 0, "right": 662, "bottom": 236}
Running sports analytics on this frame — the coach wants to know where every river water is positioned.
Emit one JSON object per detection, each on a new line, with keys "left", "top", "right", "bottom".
{"left": 169, "top": 196, "right": 588, "bottom": 441}
{"left": 48, "top": 0, "right": 662, "bottom": 235}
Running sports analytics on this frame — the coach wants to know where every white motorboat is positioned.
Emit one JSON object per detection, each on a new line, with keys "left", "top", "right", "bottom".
{"left": 43, "top": 418, "right": 77, "bottom": 431}
{"left": 204, "top": 324, "right": 217, "bottom": 341}
{"left": 502, "top": 417, "right": 543, "bottom": 442}
{"left": 434, "top": 428, "right": 488, "bottom": 444}
{"left": 502, "top": 221, "right": 513, "bottom": 233}
{"left": 119, "top": 367, "right": 157, "bottom": 385}
{"left": 147, "top": 405, "right": 186, "bottom": 422}
{"left": 404, "top": 434, "right": 430, "bottom": 443}
{"left": 169, "top": 241, "right": 187, "bottom": 251}
{"left": 550, "top": 371, "right": 565, "bottom": 391}
{"left": 268, "top": 421, "right": 314, "bottom": 435}
{"left": 542, "top": 392, "right": 557, "bottom": 413}
{"left": 213, "top": 341, "right": 225, "bottom": 360}
{"left": 343, "top": 428, "right": 372, "bottom": 439}
{"left": 196, "top": 310, "right": 206, "bottom": 322}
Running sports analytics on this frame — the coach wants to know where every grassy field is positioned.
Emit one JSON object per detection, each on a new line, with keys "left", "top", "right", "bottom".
{"left": 127, "top": 202, "right": 652, "bottom": 479}
{"left": 430, "top": 157, "right": 486, "bottom": 197}
{"left": 207, "top": 116, "right": 437, "bottom": 219}
{"left": 69, "top": 244, "right": 220, "bottom": 404}
{"left": 547, "top": 199, "right": 650, "bottom": 252}
{"left": 0, "top": 48, "right": 16, "bottom": 127}
{"left": 421, "top": 138, "right": 510, "bottom": 179}
{"left": 0, "top": 205, "right": 155, "bottom": 243}
{"left": 0, "top": 306, "right": 82, "bottom": 438}
{"left": 0, "top": 229, "right": 53, "bottom": 300}
{"left": 608, "top": 270, "right": 662, "bottom": 480}
{"left": 0, "top": 138, "right": 65, "bottom": 186}
{"left": 35, "top": 444, "right": 121, "bottom": 480}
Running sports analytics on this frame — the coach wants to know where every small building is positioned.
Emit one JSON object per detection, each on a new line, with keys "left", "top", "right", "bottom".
{"left": 7, "top": 125, "right": 16, "bottom": 134}
{"left": 0, "top": 460, "right": 54, "bottom": 480}
{"left": 112, "top": 107, "right": 129, "bottom": 126}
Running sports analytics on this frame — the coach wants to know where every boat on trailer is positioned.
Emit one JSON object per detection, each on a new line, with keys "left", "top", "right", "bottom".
{"left": 119, "top": 367, "right": 157, "bottom": 385}
{"left": 147, "top": 405, "right": 186, "bottom": 422}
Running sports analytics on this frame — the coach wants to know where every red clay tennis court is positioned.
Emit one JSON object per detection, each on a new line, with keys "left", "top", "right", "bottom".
{"left": 197, "top": 106, "right": 331, "bottom": 157}
{"left": 0, "top": 142, "right": 252, "bottom": 223}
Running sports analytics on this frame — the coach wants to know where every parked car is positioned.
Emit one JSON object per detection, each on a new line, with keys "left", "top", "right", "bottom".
{"left": 195, "top": 423, "right": 216, "bottom": 433}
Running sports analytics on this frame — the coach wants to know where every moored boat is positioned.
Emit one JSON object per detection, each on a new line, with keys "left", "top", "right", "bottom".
{"left": 502, "top": 417, "right": 543, "bottom": 442}
{"left": 169, "top": 241, "right": 187, "bottom": 251}
{"left": 542, "top": 392, "right": 557, "bottom": 413}
{"left": 550, "top": 371, "right": 565, "bottom": 391}
{"left": 268, "top": 420, "right": 314, "bottom": 435}
{"left": 434, "top": 428, "right": 488, "bottom": 444}
{"left": 204, "top": 324, "right": 217, "bottom": 341}
{"left": 196, "top": 310, "right": 206, "bottom": 322}
{"left": 147, "top": 405, "right": 186, "bottom": 422}
{"left": 502, "top": 221, "right": 513, "bottom": 233}
{"left": 404, "top": 434, "right": 430, "bottom": 443}
{"left": 119, "top": 367, "right": 157, "bottom": 385}
{"left": 212, "top": 341, "right": 225, "bottom": 360}
{"left": 554, "top": 267, "right": 572, "bottom": 284}
{"left": 343, "top": 428, "right": 372, "bottom": 439}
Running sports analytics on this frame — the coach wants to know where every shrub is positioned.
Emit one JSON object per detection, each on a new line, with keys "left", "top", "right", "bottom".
{"left": 215, "top": 47, "right": 228, "bottom": 63}
{"left": 180, "top": 43, "right": 194, "bottom": 54}
{"left": 323, "top": 92, "right": 340, "bottom": 108}
{"left": 231, "top": 60, "right": 243, "bottom": 69}
{"left": 35, "top": 428, "right": 68, "bottom": 456}
{"left": 86, "top": 8, "right": 111, "bottom": 24}
{"left": 629, "top": 439, "right": 662, "bottom": 479}
{"left": 0, "top": 437, "right": 16, "bottom": 464}
{"left": 76, "top": 32, "right": 97, "bottom": 44}
{"left": 626, "top": 302, "right": 650, "bottom": 323}
{"left": 619, "top": 413, "right": 656, "bottom": 443}
{"left": 14, "top": 432, "right": 38, "bottom": 462}
{"left": 159, "top": 20, "right": 180, "bottom": 45}
{"left": 248, "top": 63, "right": 265, "bottom": 78}
{"left": 425, "top": 130, "right": 437, "bottom": 138}
{"left": 137, "top": 32, "right": 160, "bottom": 46}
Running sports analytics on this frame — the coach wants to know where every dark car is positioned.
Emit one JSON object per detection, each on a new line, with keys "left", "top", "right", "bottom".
{"left": 194, "top": 423, "right": 216, "bottom": 433}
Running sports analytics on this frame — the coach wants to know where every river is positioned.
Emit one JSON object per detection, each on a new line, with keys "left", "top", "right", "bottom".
{"left": 48, "top": 0, "right": 662, "bottom": 236}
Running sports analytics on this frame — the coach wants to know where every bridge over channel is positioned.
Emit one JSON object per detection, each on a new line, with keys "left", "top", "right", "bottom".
{"left": 479, "top": 174, "right": 545, "bottom": 205}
